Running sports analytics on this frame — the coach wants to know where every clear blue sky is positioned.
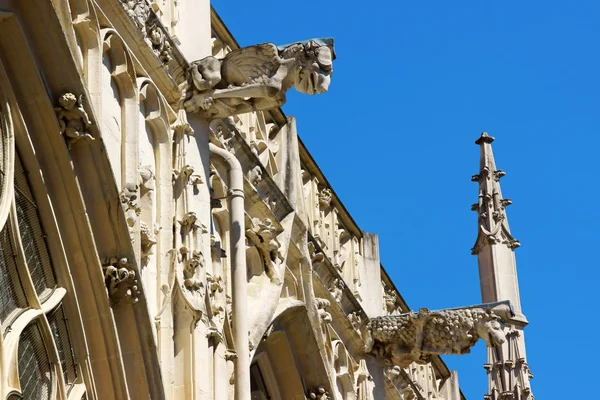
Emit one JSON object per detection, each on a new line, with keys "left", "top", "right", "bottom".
{"left": 212, "top": 1, "right": 599, "bottom": 397}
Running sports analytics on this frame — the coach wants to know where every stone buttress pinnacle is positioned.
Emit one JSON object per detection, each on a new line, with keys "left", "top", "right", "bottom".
{"left": 470, "top": 132, "right": 534, "bottom": 400}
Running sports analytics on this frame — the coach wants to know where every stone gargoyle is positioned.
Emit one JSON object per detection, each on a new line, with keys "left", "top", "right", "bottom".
{"left": 183, "top": 38, "right": 335, "bottom": 119}
{"left": 363, "top": 301, "right": 514, "bottom": 367}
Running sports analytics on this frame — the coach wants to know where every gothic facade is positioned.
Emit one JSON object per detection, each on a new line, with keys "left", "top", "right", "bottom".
{"left": 0, "top": 1, "right": 532, "bottom": 399}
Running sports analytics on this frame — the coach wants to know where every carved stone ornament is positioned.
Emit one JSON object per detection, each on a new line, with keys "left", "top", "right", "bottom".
{"left": 183, "top": 38, "right": 335, "bottom": 119}
{"left": 316, "top": 298, "right": 332, "bottom": 324}
{"left": 318, "top": 186, "right": 332, "bottom": 209}
{"left": 120, "top": 183, "right": 141, "bottom": 238}
{"left": 471, "top": 133, "right": 520, "bottom": 254}
{"left": 102, "top": 257, "right": 140, "bottom": 304}
{"left": 54, "top": 93, "right": 95, "bottom": 149}
{"left": 119, "top": 1, "right": 173, "bottom": 65}
{"left": 245, "top": 217, "right": 283, "bottom": 284}
{"left": 147, "top": 23, "right": 172, "bottom": 63}
{"left": 364, "top": 301, "right": 514, "bottom": 368}
{"left": 307, "top": 387, "right": 331, "bottom": 400}
{"left": 140, "top": 221, "right": 159, "bottom": 262}
{"left": 328, "top": 278, "right": 344, "bottom": 304}
{"left": 180, "top": 246, "right": 205, "bottom": 293}
{"left": 348, "top": 311, "right": 362, "bottom": 332}
{"left": 383, "top": 288, "right": 397, "bottom": 315}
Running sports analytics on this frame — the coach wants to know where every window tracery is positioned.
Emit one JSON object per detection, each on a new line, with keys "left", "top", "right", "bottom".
{"left": 0, "top": 135, "right": 86, "bottom": 397}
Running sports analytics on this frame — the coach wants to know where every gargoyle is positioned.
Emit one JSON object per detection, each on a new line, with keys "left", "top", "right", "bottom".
{"left": 364, "top": 301, "right": 514, "bottom": 367}
{"left": 183, "top": 38, "right": 335, "bottom": 119}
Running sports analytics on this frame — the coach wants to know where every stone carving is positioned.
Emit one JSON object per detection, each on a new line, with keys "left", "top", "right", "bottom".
{"left": 316, "top": 298, "right": 332, "bottom": 324}
{"left": 102, "top": 257, "right": 140, "bottom": 304}
{"left": 120, "top": 1, "right": 173, "bottom": 65}
{"left": 147, "top": 23, "right": 172, "bottom": 63}
{"left": 139, "top": 165, "right": 155, "bottom": 191}
{"left": 383, "top": 288, "right": 397, "bottom": 315}
{"left": 206, "top": 273, "right": 224, "bottom": 316}
{"left": 248, "top": 165, "right": 263, "bottom": 187}
{"left": 472, "top": 133, "right": 520, "bottom": 254}
{"left": 55, "top": 93, "right": 95, "bottom": 149}
{"left": 328, "top": 278, "right": 344, "bottom": 304}
{"left": 307, "top": 387, "right": 331, "bottom": 400}
{"left": 140, "top": 221, "right": 158, "bottom": 262}
{"left": 120, "top": 183, "right": 141, "bottom": 237}
{"left": 348, "top": 311, "right": 362, "bottom": 332}
{"left": 183, "top": 38, "right": 335, "bottom": 119}
{"left": 121, "top": 0, "right": 150, "bottom": 33}
{"left": 356, "top": 359, "right": 375, "bottom": 400}
{"left": 245, "top": 217, "right": 283, "bottom": 284}
{"left": 179, "top": 211, "right": 198, "bottom": 239}
{"left": 318, "top": 186, "right": 332, "bottom": 209}
{"left": 180, "top": 246, "right": 204, "bottom": 293}
{"left": 364, "top": 301, "right": 513, "bottom": 367}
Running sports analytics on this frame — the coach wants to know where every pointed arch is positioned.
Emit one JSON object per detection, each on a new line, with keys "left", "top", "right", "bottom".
{"left": 99, "top": 29, "right": 138, "bottom": 189}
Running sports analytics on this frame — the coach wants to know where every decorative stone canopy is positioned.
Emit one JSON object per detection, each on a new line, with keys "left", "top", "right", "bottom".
{"left": 183, "top": 38, "right": 335, "bottom": 119}
{"left": 364, "top": 301, "right": 514, "bottom": 367}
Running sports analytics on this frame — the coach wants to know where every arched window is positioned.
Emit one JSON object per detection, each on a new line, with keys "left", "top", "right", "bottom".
{"left": 1, "top": 151, "right": 85, "bottom": 398}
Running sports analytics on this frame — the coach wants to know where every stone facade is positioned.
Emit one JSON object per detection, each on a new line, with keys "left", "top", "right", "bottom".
{"left": 0, "top": 1, "right": 532, "bottom": 399}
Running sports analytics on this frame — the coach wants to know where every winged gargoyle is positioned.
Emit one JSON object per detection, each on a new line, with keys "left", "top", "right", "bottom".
{"left": 183, "top": 38, "right": 335, "bottom": 119}
{"left": 363, "top": 301, "right": 514, "bottom": 367}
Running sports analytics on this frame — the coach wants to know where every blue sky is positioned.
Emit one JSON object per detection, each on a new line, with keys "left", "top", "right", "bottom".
{"left": 213, "top": 1, "right": 599, "bottom": 397}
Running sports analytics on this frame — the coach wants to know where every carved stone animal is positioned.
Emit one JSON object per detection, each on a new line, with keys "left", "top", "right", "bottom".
{"left": 183, "top": 38, "right": 335, "bottom": 119}
{"left": 365, "top": 301, "right": 513, "bottom": 367}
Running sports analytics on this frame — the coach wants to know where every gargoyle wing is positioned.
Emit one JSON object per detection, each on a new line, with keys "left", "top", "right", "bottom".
{"left": 221, "top": 43, "right": 280, "bottom": 87}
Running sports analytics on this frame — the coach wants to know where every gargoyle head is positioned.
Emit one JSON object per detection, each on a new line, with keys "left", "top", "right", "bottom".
{"left": 280, "top": 38, "right": 335, "bottom": 96}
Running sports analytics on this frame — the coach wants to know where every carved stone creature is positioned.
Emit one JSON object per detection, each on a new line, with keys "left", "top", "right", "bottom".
{"left": 120, "top": 183, "right": 141, "bottom": 237}
{"left": 184, "top": 38, "right": 335, "bottom": 119}
{"left": 307, "top": 387, "right": 331, "bottom": 400}
{"left": 121, "top": 0, "right": 151, "bottom": 34}
{"left": 55, "top": 93, "right": 95, "bottom": 149}
{"left": 348, "top": 311, "right": 362, "bottom": 332}
{"left": 147, "top": 24, "right": 172, "bottom": 63}
{"left": 364, "top": 301, "right": 513, "bottom": 368}
{"left": 103, "top": 257, "right": 140, "bottom": 304}
{"left": 328, "top": 278, "right": 344, "bottom": 304}
{"left": 180, "top": 246, "right": 204, "bottom": 293}
{"left": 245, "top": 217, "right": 283, "bottom": 284}
{"left": 383, "top": 288, "right": 397, "bottom": 315}
{"left": 316, "top": 298, "right": 332, "bottom": 324}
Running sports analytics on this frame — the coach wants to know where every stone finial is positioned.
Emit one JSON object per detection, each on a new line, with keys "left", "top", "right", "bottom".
{"left": 183, "top": 38, "right": 335, "bottom": 119}
{"left": 364, "top": 301, "right": 514, "bottom": 368}
{"left": 471, "top": 132, "right": 520, "bottom": 254}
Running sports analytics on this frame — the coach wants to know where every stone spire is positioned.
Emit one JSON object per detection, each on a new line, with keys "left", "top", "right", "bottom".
{"left": 471, "top": 132, "right": 534, "bottom": 400}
